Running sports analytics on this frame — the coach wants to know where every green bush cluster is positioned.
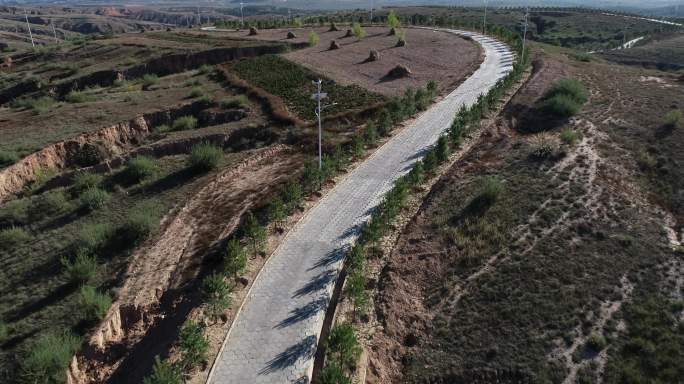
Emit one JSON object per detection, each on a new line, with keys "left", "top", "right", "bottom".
{"left": 78, "top": 285, "right": 112, "bottom": 322}
{"left": 143, "top": 356, "right": 183, "bottom": 384}
{"left": 542, "top": 78, "right": 588, "bottom": 118}
{"left": 21, "top": 332, "right": 81, "bottom": 383}
{"left": 10, "top": 96, "right": 56, "bottom": 114}
{"left": 178, "top": 321, "right": 209, "bottom": 370}
{"left": 61, "top": 250, "right": 98, "bottom": 285}
{"left": 187, "top": 142, "right": 223, "bottom": 173}
{"left": 0, "top": 226, "right": 29, "bottom": 248}
{"left": 125, "top": 155, "right": 158, "bottom": 183}
{"left": 78, "top": 187, "right": 110, "bottom": 212}
{"left": 30, "top": 190, "right": 72, "bottom": 220}
{"left": 224, "top": 238, "right": 247, "bottom": 277}
{"left": 202, "top": 272, "right": 233, "bottom": 321}
{"left": 172, "top": 115, "right": 198, "bottom": 131}
{"left": 141, "top": 74, "right": 159, "bottom": 90}
{"left": 72, "top": 171, "right": 103, "bottom": 194}
{"left": 319, "top": 324, "right": 361, "bottom": 383}
{"left": 664, "top": 110, "right": 682, "bottom": 129}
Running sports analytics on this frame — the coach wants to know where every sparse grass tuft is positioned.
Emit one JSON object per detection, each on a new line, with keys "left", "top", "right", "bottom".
{"left": 189, "top": 87, "right": 204, "bottom": 98}
{"left": 61, "top": 250, "right": 98, "bottom": 285}
{"left": 78, "top": 285, "right": 111, "bottom": 322}
{"left": 125, "top": 156, "right": 158, "bottom": 184}
{"left": 21, "top": 332, "right": 81, "bottom": 383}
{"left": 74, "top": 223, "right": 115, "bottom": 253}
{"left": 79, "top": 188, "right": 110, "bottom": 212}
{"left": 171, "top": 115, "right": 198, "bottom": 131}
{"left": 529, "top": 133, "right": 560, "bottom": 160}
{"left": 219, "top": 95, "right": 249, "bottom": 109}
{"left": 30, "top": 190, "right": 72, "bottom": 220}
{"left": 560, "top": 127, "right": 580, "bottom": 146}
{"left": 141, "top": 74, "right": 159, "bottom": 90}
{"left": 65, "top": 90, "right": 93, "bottom": 103}
{"left": 197, "top": 64, "right": 214, "bottom": 75}
{"left": 187, "top": 142, "right": 223, "bottom": 173}
{"left": 117, "top": 203, "right": 161, "bottom": 245}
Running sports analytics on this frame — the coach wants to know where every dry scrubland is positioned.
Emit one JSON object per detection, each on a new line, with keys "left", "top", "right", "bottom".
{"left": 366, "top": 43, "right": 684, "bottom": 383}
{"left": 0, "top": 17, "right": 484, "bottom": 384}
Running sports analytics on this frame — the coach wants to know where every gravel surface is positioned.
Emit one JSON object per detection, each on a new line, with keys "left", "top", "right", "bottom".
{"left": 207, "top": 28, "right": 514, "bottom": 384}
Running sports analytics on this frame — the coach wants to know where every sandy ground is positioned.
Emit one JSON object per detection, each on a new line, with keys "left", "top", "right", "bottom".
{"left": 208, "top": 26, "right": 482, "bottom": 97}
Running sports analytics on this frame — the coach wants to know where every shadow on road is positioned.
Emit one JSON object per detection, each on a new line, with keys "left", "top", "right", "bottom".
{"left": 259, "top": 335, "right": 317, "bottom": 375}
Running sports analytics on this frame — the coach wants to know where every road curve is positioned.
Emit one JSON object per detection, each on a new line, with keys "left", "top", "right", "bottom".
{"left": 207, "top": 29, "right": 514, "bottom": 384}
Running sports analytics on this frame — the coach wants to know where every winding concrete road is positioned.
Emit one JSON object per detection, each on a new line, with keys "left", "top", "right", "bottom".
{"left": 207, "top": 29, "right": 514, "bottom": 384}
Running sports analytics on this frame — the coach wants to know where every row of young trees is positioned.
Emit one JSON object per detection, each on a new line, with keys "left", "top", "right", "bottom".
{"left": 317, "top": 22, "right": 531, "bottom": 384}
{"left": 143, "top": 80, "right": 441, "bottom": 383}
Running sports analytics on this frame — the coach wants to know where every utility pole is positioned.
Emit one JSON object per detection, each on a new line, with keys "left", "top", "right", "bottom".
{"left": 197, "top": 6, "right": 201, "bottom": 26}
{"left": 24, "top": 9, "right": 35, "bottom": 48}
{"left": 240, "top": 2, "right": 245, "bottom": 28}
{"left": 311, "top": 80, "right": 337, "bottom": 170}
{"left": 370, "top": 0, "right": 373, "bottom": 24}
{"left": 51, "top": 20, "right": 58, "bottom": 43}
{"left": 483, "top": 0, "right": 488, "bottom": 34}
{"left": 522, "top": 6, "right": 529, "bottom": 59}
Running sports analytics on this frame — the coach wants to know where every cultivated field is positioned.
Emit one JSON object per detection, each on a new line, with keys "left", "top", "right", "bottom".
{"left": 213, "top": 26, "right": 482, "bottom": 96}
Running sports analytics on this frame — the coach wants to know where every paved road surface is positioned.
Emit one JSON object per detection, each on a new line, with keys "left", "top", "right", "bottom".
{"left": 207, "top": 28, "right": 514, "bottom": 384}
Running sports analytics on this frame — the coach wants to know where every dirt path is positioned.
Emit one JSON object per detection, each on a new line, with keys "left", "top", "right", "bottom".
{"left": 71, "top": 145, "right": 304, "bottom": 383}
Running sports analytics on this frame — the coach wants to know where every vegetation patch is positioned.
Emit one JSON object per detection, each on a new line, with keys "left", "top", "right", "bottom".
{"left": 230, "top": 55, "right": 384, "bottom": 120}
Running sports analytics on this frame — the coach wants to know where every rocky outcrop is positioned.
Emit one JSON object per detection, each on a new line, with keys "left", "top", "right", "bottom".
{"left": 387, "top": 64, "right": 411, "bottom": 79}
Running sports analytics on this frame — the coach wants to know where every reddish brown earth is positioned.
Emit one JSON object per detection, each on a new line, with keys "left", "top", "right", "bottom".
{"left": 209, "top": 26, "right": 483, "bottom": 96}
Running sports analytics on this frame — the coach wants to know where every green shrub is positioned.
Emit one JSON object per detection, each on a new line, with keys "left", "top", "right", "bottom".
{"left": 78, "top": 285, "right": 111, "bottom": 322}
{"left": 118, "top": 204, "right": 160, "bottom": 245}
{"left": 187, "top": 142, "right": 223, "bottom": 172}
{"left": 436, "top": 136, "right": 450, "bottom": 162}
{"left": 664, "top": 110, "right": 682, "bottom": 129}
{"left": 61, "top": 250, "right": 98, "bottom": 285}
{"left": 202, "top": 272, "right": 233, "bottom": 320}
{"left": 79, "top": 188, "right": 110, "bottom": 211}
{"left": 560, "top": 127, "right": 579, "bottom": 146}
{"left": 543, "top": 78, "right": 587, "bottom": 118}
{"left": 143, "top": 356, "right": 182, "bottom": 384}
{"left": 21, "top": 332, "right": 81, "bottom": 383}
{"left": 219, "top": 95, "right": 249, "bottom": 109}
{"left": 65, "top": 90, "right": 92, "bottom": 103}
{"left": 352, "top": 22, "right": 366, "bottom": 39}
{"left": 244, "top": 213, "right": 267, "bottom": 258}
{"left": 406, "top": 161, "right": 424, "bottom": 186}
{"left": 197, "top": 64, "right": 214, "bottom": 75}
{"left": 302, "top": 160, "right": 323, "bottom": 192}
{"left": 72, "top": 171, "right": 103, "bottom": 194}
{"left": 16, "top": 96, "right": 56, "bottom": 114}
{"left": 345, "top": 269, "right": 369, "bottom": 316}
{"left": 0, "top": 149, "right": 18, "bottom": 167}
{"left": 189, "top": 87, "right": 204, "bottom": 98}
{"left": 309, "top": 31, "right": 320, "bottom": 46}
{"left": 0, "top": 226, "right": 29, "bottom": 249}
{"left": 544, "top": 94, "right": 582, "bottom": 117}
{"left": 74, "top": 223, "right": 114, "bottom": 253}
{"left": 30, "top": 190, "right": 72, "bottom": 220}
{"left": 0, "top": 321, "right": 8, "bottom": 343}
{"left": 387, "top": 10, "right": 400, "bottom": 29}
{"left": 267, "top": 196, "right": 287, "bottom": 228}
{"left": 317, "top": 362, "right": 351, "bottom": 384}
{"left": 282, "top": 180, "right": 304, "bottom": 214}
{"left": 125, "top": 156, "right": 158, "bottom": 183}
{"left": 479, "top": 176, "right": 503, "bottom": 205}
{"left": 529, "top": 134, "right": 559, "bottom": 160}
{"left": 364, "top": 121, "right": 378, "bottom": 146}
{"left": 423, "top": 149, "right": 438, "bottom": 173}
{"left": 293, "top": 18, "right": 303, "bottom": 28}
{"left": 172, "top": 115, "right": 198, "bottom": 131}
{"left": 325, "top": 324, "right": 361, "bottom": 369}
{"left": 224, "top": 238, "right": 247, "bottom": 277}
{"left": 178, "top": 321, "right": 208, "bottom": 370}
{"left": 351, "top": 134, "right": 365, "bottom": 158}
{"left": 141, "top": 74, "right": 159, "bottom": 90}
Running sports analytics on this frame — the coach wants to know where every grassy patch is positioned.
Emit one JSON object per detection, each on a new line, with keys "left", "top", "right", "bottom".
{"left": 187, "top": 143, "right": 223, "bottom": 173}
{"left": 78, "top": 285, "right": 111, "bottom": 322}
{"left": 171, "top": 116, "right": 198, "bottom": 132}
{"left": 20, "top": 332, "right": 81, "bottom": 384}
{"left": 230, "top": 55, "right": 384, "bottom": 120}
